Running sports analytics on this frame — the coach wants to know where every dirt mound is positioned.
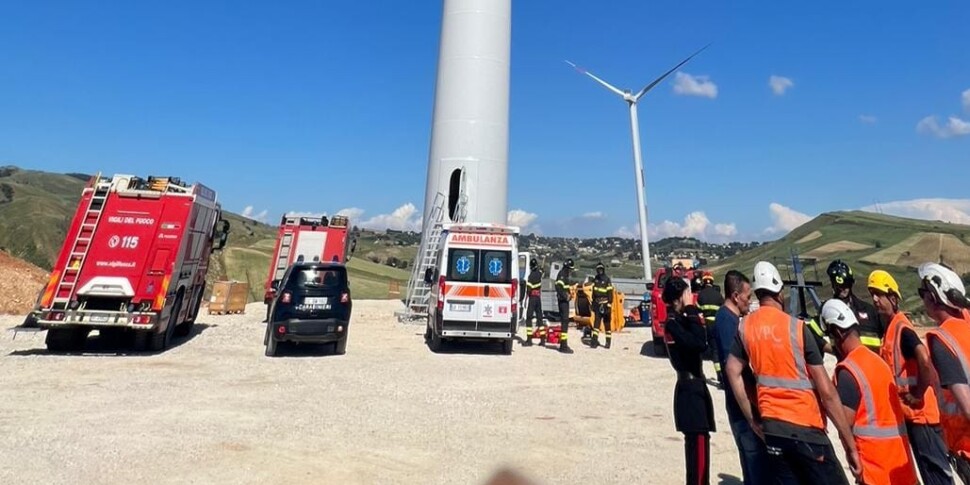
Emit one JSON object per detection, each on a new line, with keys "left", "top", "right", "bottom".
{"left": 0, "top": 250, "right": 48, "bottom": 314}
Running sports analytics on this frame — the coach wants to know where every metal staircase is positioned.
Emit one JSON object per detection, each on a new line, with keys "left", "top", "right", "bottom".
{"left": 53, "top": 173, "right": 109, "bottom": 308}
{"left": 396, "top": 169, "right": 468, "bottom": 323}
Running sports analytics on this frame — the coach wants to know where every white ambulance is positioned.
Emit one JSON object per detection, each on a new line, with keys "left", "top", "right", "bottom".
{"left": 424, "top": 223, "right": 520, "bottom": 354}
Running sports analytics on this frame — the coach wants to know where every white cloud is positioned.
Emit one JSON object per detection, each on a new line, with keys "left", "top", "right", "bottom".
{"left": 507, "top": 209, "right": 540, "bottom": 234}
{"left": 336, "top": 207, "right": 366, "bottom": 221}
{"left": 862, "top": 199, "right": 970, "bottom": 225}
{"left": 359, "top": 203, "right": 422, "bottom": 232}
{"left": 714, "top": 223, "right": 738, "bottom": 237}
{"left": 963, "top": 88, "right": 970, "bottom": 113}
{"left": 917, "top": 115, "right": 970, "bottom": 138}
{"left": 673, "top": 72, "right": 718, "bottom": 99}
{"left": 859, "top": 115, "right": 878, "bottom": 124}
{"left": 615, "top": 211, "right": 736, "bottom": 241}
{"left": 240, "top": 206, "right": 269, "bottom": 223}
{"left": 769, "top": 75, "right": 794, "bottom": 96}
{"left": 765, "top": 203, "right": 812, "bottom": 234}
{"left": 580, "top": 211, "right": 606, "bottom": 220}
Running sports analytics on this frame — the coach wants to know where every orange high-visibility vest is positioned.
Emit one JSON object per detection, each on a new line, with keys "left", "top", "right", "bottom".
{"left": 835, "top": 346, "right": 919, "bottom": 485}
{"left": 740, "top": 306, "right": 825, "bottom": 430}
{"left": 927, "top": 318, "right": 970, "bottom": 459}
{"left": 880, "top": 312, "right": 941, "bottom": 425}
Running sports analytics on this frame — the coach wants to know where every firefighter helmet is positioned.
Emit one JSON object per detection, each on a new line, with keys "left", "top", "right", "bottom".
{"left": 827, "top": 260, "right": 854, "bottom": 288}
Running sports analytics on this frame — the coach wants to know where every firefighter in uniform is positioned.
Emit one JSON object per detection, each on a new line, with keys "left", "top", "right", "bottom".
{"left": 697, "top": 271, "right": 725, "bottom": 384}
{"left": 823, "top": 298, "right": 919, "bottom": 485}
{"left": 920, "top": 263, "right": 970, "bottom": 484}
{"left": 555, "top": 259, "right": 575, "bottom": 354}
{"left": 590, "top": 263, "right": 614, "bottom": 349}
{"left": 523, "top": 258, "right": 545, "bottom": 347}
{"left": 827, "top": 260, "right": 884, "bottom": 352}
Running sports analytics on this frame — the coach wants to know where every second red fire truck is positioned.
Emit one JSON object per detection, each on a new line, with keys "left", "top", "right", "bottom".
{"left": 35, "top": 173, "right": 230, "bottom": 352}
{"left": 262, "top": 213, "right": 355, "bottom": 319}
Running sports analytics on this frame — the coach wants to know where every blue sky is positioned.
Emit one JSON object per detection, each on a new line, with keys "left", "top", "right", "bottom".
{"left": 1, "top": 1, "right": 968, "bottom": 240}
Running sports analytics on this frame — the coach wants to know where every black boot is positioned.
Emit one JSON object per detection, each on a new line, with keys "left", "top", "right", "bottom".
{"left": 559, "top": 342, "right": 573, "bottom": 354}
{"left": 522, "top": 336, "right": 533, "bottom": 347}
{"left": 591, "top": 335, "right": 599, "bottom": 349}
{"left": 605, "top": 337, "right": 612, "bottom": 349}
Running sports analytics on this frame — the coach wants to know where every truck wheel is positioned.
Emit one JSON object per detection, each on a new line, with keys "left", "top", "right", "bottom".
{"left": 501, "top": 338, "right": 513, "bottom": 355}
{"left": 428, "top": 325, "right": 442, "bottom": 353}
{"left": 45, "top": 328, "right": 87, "bottom": 352}
{"left": 653, "top": 337, "right": 666, "bottom": 357}
{"left": 176, "top": 290, "right": 204, "bottom": 337}
{"left": 264, "top": 334, "right": 278, "bottom": 357}
{"left": 151, "top": 295, "right": 182, "bottom": 352}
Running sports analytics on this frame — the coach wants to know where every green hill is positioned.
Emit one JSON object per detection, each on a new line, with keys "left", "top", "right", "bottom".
{"left": 0, "top": 166, "right": 409, "bottom": 300}
{"left": 708, "top": 211, "right": 970, "bottom": 323}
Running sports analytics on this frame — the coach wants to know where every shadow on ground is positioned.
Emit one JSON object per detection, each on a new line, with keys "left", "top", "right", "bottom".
{"left": 271, "top": 341, "right": 343, "bottom": 358}
{"left": 8, "top": 323, "right": 215, "bottom": 357}
{"left": 717, "top": 473, "right": 743, "bottom": 485}
{"left": 639, "top": 340, "right": 667, "bottom": 359}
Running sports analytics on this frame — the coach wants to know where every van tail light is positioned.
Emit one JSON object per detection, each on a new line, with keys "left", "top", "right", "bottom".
{"left": 437, "top": 275, "right": 446, "bottom": 311}
{"left": 281, "top": 292, "right": 292, "bottom": 304}
{"left": 340, "top": 292, "right": 349, "bottom": 303}
{"left": 510, "top": 279, "right": 518, "bottom": 316}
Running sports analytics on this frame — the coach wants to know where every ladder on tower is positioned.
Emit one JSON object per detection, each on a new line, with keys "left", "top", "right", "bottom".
{"left": 396, "top": 175, "right": 468, "bottom": 323}
{"left": 52, "top": 173, "right": 110, "bottom": 308}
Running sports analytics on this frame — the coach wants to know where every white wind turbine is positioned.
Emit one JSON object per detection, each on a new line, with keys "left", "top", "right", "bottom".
{"left": 567, "top": 45, "right": 709, "bottom": 281}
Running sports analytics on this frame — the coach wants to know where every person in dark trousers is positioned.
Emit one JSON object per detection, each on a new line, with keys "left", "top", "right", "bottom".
{"left": 590, "top": 262, "right": 614, "bottom": 349}
{"left": 827, "top": 260, "right": 884, "bottom": 352}
{"left": 696, "top": 271, "right": 724, "bottom": 384}
{"left": 712, "top": 270, "right": 768, "bottom": 485}
{"left": 727, "top": 261, "right": 860, "bottom": 485}
{"left": 554, "top": 259, "right": 575, "bottom": 354}
{"left": 523, "top": 259, "right": 545, "bottom": 347}
{"left": 663, "top": 276, "right": 716, "bottom": 485}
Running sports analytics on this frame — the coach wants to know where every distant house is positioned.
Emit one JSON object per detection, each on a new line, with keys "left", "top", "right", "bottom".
{"left": 610, "top": 259, "right": 622, "bottom": 267}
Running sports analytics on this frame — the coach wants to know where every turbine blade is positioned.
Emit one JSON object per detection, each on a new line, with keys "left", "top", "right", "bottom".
{"left": 633, "top": 43, "right": 711, "bottom": 101}
{"left": 565, "top": 60, "right": 626, "bottom": 98}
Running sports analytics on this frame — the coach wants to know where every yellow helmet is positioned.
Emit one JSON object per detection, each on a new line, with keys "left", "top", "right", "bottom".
{"left": 868, "top": 270, "right": 900, "bottom": 297}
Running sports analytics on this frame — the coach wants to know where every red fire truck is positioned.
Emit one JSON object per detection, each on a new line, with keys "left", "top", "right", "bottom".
{"left": 649, "top": 263, "right": 699, "bottom": 356}
{"left": 262, "top": 214, "right": 354, "bottom": 316}
{"left": 36, "top": 174, "right": 230, "bottom": 352}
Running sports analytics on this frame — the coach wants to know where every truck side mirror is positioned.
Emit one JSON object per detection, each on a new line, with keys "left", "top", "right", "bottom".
{"left": 424, "top": 267, "right": 434, "bottom": 285}
{"left": 214, "top": 219, "right": 230, "bottom": 251}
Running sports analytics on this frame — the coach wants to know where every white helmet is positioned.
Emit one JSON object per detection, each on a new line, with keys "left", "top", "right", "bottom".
{"left": 752, "top": 261, "right": 783, "bottom": 293}
{"left": 821, "top": 299, "right": 858, "bottom": 330}
{"left": 918, "top": 262, "right": 967, "bottom": 310}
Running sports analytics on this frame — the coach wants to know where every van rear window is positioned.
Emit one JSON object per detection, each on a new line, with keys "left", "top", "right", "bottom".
{"left": 447, "top": 249, "right": 477, "bottom": 282}
{"left": 481, "top": 251, "right": 511, "bottom": 284}
{"left": 445, "top": 249, "right": 511, "bottom": 284}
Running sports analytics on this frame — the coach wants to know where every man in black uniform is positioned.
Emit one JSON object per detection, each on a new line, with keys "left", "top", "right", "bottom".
{"left": 554, "top": 259, "right": 575, "bottom": 354}
{"left": 590, "top": 262, "right": 614, "bottom": 349}
{"left": 696, "top": 271, "right": 725, "bottom": 384}
{"left": 827, "top": 260, "right": 884, "bottom": 352}
{"left": 523, "top": 258, "right": 545, "bottom": 347}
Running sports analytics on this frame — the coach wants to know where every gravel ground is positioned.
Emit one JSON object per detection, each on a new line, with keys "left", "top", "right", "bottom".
{"left": 0, "top": 301, "right": 851, "bottom": 485}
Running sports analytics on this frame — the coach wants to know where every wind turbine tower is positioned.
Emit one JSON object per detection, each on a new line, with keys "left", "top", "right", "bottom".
{"left": 567, "top": 46, "right": 708, "bottom": 281}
